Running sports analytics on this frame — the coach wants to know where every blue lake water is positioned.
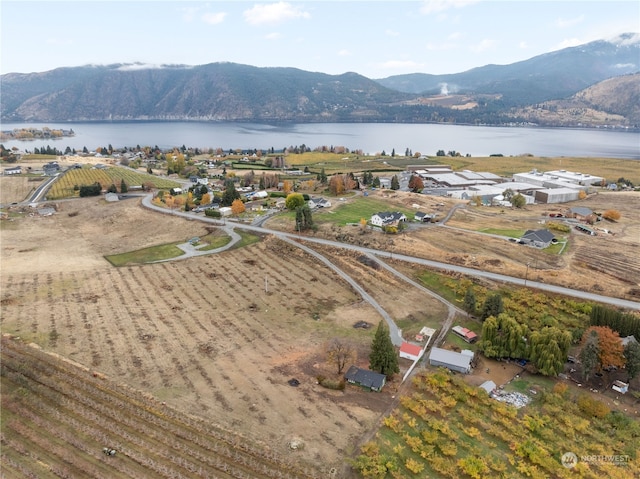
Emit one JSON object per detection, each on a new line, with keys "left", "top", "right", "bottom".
{"left": 2, "top": 122, "right": 639, "bottom": 159}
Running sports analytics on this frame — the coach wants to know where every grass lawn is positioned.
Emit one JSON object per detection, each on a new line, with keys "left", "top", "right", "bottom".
{"left": 313, "top": 196, "right": 414, "bottom": 226}
{"left": 105, "top": 242, "right": 184, "bottom": 266}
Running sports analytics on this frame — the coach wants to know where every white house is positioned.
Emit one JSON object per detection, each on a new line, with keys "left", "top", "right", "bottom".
{"left": 370, "top": 212, "right": 407, "bottom": 227}
{"left": 218, "top": 206, "right": 232, "bottom": 216}
{"left": 308, "top": 197, "right": 331, "bottom": 209}
{"left": 246, "top": 190, "right": 268, "bottom": 200}
{"left": 399, "top": 342, "right": 424, "bottom": 362}
{"left": 3, "top": 166, "right": 22, "bottom": 175}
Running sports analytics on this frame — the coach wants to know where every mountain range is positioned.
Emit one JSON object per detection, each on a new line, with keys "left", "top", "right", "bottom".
{"left": 1, "top": 33, "right": 638, "bottom": 128}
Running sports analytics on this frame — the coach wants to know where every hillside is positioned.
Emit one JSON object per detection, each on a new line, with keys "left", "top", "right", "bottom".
{"left": 375, "top": 33, "right": 640, "bottom": 104}
{"left": 1, "top": 34, "right": 638, "bottom": 127}
{"left": 509, "top": 73, "right": 640, "bottom": 127}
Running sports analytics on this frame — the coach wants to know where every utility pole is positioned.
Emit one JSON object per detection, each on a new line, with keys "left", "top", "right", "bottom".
{"left": 524, "top": 262, "right": 530, "bottom": 287}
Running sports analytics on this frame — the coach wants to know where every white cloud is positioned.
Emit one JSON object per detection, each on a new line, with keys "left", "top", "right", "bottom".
{"left": 470, "top": 38, "right": 496, "bottom": 52}
{"left": 385, "top": 29, "right": 400, "bottom": 37}
{"left": 447, "top": 32, "right": 463, "bottom": 41}
{"left": 202, "top": 12, "right": 227, "bottom": 25}
{"left": 117, "top": 63, "right": 166, "bottom": 71}
{"left": 338, "top": 49, "right": 351, "bottom": 57}
{"left": 265, "top": 32, "right": 282, "bottom": 40}
{"left": 243, "top": 2, "right": 310, "bottom": 26}
{"left": 420, "top": 0, "right": 479, "bottom": 15}
{"left": 555, "top": 15, "right": 585, "bottom": 28}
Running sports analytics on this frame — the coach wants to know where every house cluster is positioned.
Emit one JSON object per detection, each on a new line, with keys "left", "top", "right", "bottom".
{"left": 407, "top": 165, "right": 604, "bottom": 205}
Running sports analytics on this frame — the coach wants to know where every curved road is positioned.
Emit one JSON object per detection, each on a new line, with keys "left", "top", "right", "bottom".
{"left": 140, "top": 194, "right": 640, "bottom": 312}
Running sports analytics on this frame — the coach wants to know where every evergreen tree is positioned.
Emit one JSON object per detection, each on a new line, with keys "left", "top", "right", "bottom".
{"left": 624, "top": 341, "right": 640, "bottom": 380}
{"left": 120, "top": 179, "right": 128, "bottom": 193}
{"left": 107, "top": 183, "right": 117, "bottom": 193}
{"left": 390, "top": 175, "right": 400, "bottom": 190}
{"left": 481, "top": 293, "right": 504, "bottom": 321}
{"left": 580, "top": 331, "right": 600, "bottom": 381}
{"left": 222, "top": 179, "right": 240, "bottom": 206}
{"left": 369, "top": 321, "right": 399, "bottom": 376}
{"left": 372, "top": 176, "right": 381, "bottom": 188}
{"left": 463, "top": 287, "right": 476, "bottom": 316}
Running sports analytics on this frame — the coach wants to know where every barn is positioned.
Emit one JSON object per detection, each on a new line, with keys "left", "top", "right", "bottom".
{"left": 428, "top": 347, "right": 473, "bottom": 374}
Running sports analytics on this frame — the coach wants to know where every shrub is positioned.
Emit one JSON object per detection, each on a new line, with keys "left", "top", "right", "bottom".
{"left": 577, "top": 395, "right": 610, "bottom": 418}
{"left": 204, "top": 209, "right": 221, "bottom": 218}
{"left": 317, "top": 376, "right": 345, "bottom": 390}
{"left": 79, "top": 183, "right": 102, "bottom": 197}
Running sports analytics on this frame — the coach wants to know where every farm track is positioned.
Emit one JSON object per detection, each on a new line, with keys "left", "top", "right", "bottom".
{"left": 1, "top": 336, "right": 322, "bottom": 479}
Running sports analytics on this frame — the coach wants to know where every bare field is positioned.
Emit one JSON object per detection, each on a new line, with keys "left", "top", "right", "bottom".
{"left": 0, "top": 176, "right": 44, "bottom": 204}
{"left": 1, "top": 199, "right": 417, "bottom": 473}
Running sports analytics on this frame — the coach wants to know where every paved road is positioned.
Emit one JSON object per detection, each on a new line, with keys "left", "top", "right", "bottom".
{"left": 140, "top": 193, "right": 640, "bottom": 311}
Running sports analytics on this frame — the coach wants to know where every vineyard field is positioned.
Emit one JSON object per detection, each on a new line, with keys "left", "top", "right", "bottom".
{"left": 355, "top": 370, "right": 640, "bottom": 478}
{"left": 1, "top": 336, "right": 320, "bottom": 479}
{"left": 47, "top": 167, "right": 180, "bottom": 199}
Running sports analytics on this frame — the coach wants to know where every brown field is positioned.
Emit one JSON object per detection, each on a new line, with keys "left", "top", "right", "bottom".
{"left": 0, "top": 176, "right": 45, "bottom": 204}
{"left": 2, "top": 183, "right": 640, "bottom": 476}
{"left": 1, "top": 197, "right": 433, "bottom": 476}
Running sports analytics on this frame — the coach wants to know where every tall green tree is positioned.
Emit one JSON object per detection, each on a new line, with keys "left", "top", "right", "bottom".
{"left": 463, "top": 287, "right": 476, "bottom": 316}
{"left": 390, "top": 175, "right": 400, "bottom": 190}
{"left": 120, "top": 179, "right": 128, "bottom": 193}
{"left": 624, "top": 341, "right": 640, "bottom": 380}
{"left": 295, "top": 205, "right": 314, "bottom": 232}
{"left": 369, "top": 321, "right": 399, "bottom": 376}
{"left": 580, "top": 331, "right": 600, "bottom": 381}
{"left": 481, "top": 293, "right": 504, "bottom": 321}
{"left": 222, "top": 179, "right": 240, "bottom": 206}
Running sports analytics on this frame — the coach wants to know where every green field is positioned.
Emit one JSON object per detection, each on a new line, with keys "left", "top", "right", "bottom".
{"left": 313, "top": 196, "right": 415, "bottom": 226}
{"left": 104, "top": 242, "right": 185, "bottom": 266}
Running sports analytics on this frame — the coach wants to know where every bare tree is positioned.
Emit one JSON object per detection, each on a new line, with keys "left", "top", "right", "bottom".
{"left": 326, "top": 339, "right": 356, "bottom": 374}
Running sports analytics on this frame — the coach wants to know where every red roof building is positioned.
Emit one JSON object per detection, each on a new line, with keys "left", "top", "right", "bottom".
{"left": 452, "top": 326, "right": 478, "bottom": 343}
{"left": 399, "top": 341, "right": 424, "bottom": 361}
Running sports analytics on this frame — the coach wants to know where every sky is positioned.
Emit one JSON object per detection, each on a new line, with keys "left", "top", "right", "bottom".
{"left": 1, "top": 1, "right": 639, "bottom": 78}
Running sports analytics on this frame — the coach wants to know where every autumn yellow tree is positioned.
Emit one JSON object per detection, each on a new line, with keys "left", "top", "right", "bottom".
{"left": 329, "top": 175, "right": 345, "bottom": 196}
{"left": 602, "top": 209, "right": 621, "bottom": 221}
{"left": 231, "top": 199, "right": 245, "bottom": 215}
{"left": 282, "top": 180, "right": 293, "bottom": 194}
{"left": 201, "top": 192, "right": 211, "bottom": 206}
{"left": 581, "top": 326, "right": 625, "bottom": 372}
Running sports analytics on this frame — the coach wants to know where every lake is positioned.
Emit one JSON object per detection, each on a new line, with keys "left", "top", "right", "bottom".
{"left": 2, "top": 122, "right": 639, "bottom": 159}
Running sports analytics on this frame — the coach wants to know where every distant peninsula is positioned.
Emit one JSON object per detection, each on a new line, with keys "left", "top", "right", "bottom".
{"left": 1, "top": 127, "right": 75, "bottom": 141}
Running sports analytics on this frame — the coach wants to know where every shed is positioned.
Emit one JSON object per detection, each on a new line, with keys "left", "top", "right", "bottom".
{"left": 428, "top": 347, "right": 472, "bottom": 374}
{"left": 612, "top": 380, "right": 629, "bottom": 394}
{"left": 452, "top": 326, "right": 478, "bottom": 343}
{"left": 344, "top": 366, "right": 386, "bottom": 392}
{"left": 399, "top": 342, "right": 424, "bottom": 362}
{"left": 479, "top": 380, "right": 497, "bottom": 395}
